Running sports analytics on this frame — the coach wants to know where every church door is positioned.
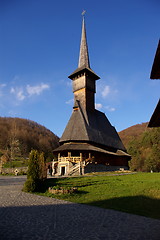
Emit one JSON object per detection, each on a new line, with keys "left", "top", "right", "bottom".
{"left": 61, "top": 166, "right": 65, "bottom": 175}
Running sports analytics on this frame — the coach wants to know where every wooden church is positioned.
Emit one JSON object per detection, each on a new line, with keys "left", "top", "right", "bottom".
{"left": 53, "top": 16, "right": 131, "bottom": 176}
{"left": 148, "top": 40, "right": 160, "bottom": 128}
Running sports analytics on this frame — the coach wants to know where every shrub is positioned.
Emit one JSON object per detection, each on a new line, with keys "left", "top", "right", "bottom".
{"left": 23, "top": 150, "right": 46, "bottom": 192}
{"left": 23, "top": 178, "right": 37, "bottom": 192}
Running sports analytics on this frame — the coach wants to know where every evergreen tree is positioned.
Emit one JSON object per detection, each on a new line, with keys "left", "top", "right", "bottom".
{"left": 39, "top": 152, "right": 46, "bottom": 180}
{"left": 23, "top": 150, "right": 46, "bottom": 192}
{"left": 27, "top": 150, "right": 40, "bottom": 181}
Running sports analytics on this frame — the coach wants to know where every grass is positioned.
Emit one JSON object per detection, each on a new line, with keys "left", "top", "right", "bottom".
{"left": 3, "top": 160, "right": 28, "bottom": 168}
{"left": 36, "top": 173, "right": 160, "bottom": 219}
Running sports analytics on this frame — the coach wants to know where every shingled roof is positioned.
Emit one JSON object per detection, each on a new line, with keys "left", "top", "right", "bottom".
{"left": 68, "top": 16, "right": 99, "bottom": 81}
{"left": 60, "top": 102, "right": 126, "bottom": 151}
{"left": 68, "top": 66, "right": 100, "bottom": 80}
{"left": 150, "top": 40, "right": 160, "bottom": 79}
{"left": 148, "top": 99, "right": 160, "bottom": 127}
{"left": 53, "top": 142, "right": 130, "bottom": 157}
{"left": 78, "top": 16, "right": 90, "bottom": 69}
{"left": 148, "top": 40, "right": 160, "bottom": 127}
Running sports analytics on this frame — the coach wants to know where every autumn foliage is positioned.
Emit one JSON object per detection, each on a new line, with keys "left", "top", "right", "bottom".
{"left": 119, "top": 123, "right": 160, "bottom": 172}
{"left": 0, "top": 117, "right": 59, "bottom": 161}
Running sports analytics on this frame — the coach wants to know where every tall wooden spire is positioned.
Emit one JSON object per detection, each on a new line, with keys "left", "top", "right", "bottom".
{"left": 68, "top": 15, "right": 99, "bottom": 80}
{"left": 78, "top": 16, "right": 90, "bottom": 68}
{"left": 68, "top": 15, "right": 100, "bottom": 111}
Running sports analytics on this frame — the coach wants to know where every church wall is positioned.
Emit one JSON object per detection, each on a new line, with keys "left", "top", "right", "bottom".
{"left": 84, "top": 163, "right": 129, "bottom": 173}
{"left": 86, "top": 89, "right": 95, "bottom": 110}
{"left": 74, "top": 88, "right": 95, "bottom": 111}
{"left": 72, "top": 73, "right": 95, "bottom": 111}
{"left": 86, "top": 77, "right": 95, "bottom": 92}
{"left": 93, "top": 152, "right": 129, "bottom": 168}
{"left": 73, "top": 75, "right": 85, "bottom": 92}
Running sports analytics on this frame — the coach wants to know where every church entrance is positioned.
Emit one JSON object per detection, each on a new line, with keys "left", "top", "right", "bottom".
{"left": 61, "top": 166, "right": 65, "bottom": 175}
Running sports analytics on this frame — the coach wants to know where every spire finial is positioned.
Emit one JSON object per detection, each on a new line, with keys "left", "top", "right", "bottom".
{"left": 82, "top": 10, "right": 86, "bottom": 16}
{"left": 78, "top": 11, "right": 90, "bottom": 68}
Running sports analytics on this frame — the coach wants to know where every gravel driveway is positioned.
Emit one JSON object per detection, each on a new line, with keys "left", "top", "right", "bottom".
{"left": 0, "top": 175, "right": 160, "bottom": 240}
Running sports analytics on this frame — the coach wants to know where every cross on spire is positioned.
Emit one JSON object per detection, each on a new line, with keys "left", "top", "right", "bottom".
{"left": 82, "top": 10, "right": 86, "bottom": 16}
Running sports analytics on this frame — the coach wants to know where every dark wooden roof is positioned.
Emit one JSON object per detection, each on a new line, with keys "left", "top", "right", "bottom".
{"left": 148, "top": 99, "right": 160, "bottom": 127}
{"left": 53, "top": 143, "right": 130, "bottom": 157}
{"left": 148, "top": 40, "right": 160, "bottom": 127}
{"left": 150, "top": 40, "right": 160, "bottom": 79}
{"left": 68, "top": 17, "right": 99, "bottom": 81}
{"left": 78, "top": 16, "right": 90, "bottom": 69}
{"left": 68, "top": 66, "right": 100, "bottom": 80}
{"left": 60, "top": 103, "right": 126, "bottom": 151}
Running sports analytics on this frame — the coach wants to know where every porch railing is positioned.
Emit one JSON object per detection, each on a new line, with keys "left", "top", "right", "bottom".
{"left": 58, "top": 156, "right": 85, "bottom": 163}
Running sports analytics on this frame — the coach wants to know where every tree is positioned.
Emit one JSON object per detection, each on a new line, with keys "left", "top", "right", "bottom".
{"left": 128, "top": 127, "right": 160, "bottom": 172}
{"left": 39, "top": 152, "right": 47, "bottom": 180}
{"left": 146, "top": 144, "right": 160, "bottom": 172}
{"left": 23, "top": 150, "right": 46, "bottom": 192}
{"left": 0, "top": 117, "right": 59, "bottom": 159}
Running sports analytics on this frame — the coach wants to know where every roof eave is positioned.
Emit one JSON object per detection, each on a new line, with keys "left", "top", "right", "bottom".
{"left": 150, "top": 40, "right": 160, "bottom": 79}
{"left": 148, "top": 99, "right": 160, "bottom": 127}
{"left": 68, "top": 67, "right": 100, "bottom": 80}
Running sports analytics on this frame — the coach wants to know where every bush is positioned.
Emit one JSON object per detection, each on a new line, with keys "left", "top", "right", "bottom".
{"left": 27, "top": 150, "right": 40, "bottom": 181}
{"left": 23, "top": 150, "right": 46, "bottom": 192}
{"left": 23, "top": 178, "right": 37, "bottom": 192}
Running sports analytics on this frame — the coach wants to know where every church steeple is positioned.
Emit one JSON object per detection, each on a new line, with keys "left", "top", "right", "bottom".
{"left": 68, "top": 14, "right": 100, "bottom": 111}
{"left": 68, "top": 14, "right": 99, "bottom": 80}
{"left": 78, "top": 16, "right": 90, "bottom": 68}
{"left": 53, "top": 13, "right": 130, "bottom": 175}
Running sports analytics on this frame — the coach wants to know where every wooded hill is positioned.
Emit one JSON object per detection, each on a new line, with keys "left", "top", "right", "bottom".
{"left": 0, "top": 117, "right": 59, "bottom": 162}
{"left": 119, "top": 122, "right": 148, "bottom": 147}
{"left": 119, "top": 123, "right": 160, "bottom": 172}
{"left": 1, "top": 118, "right": 159, "bottom": 172}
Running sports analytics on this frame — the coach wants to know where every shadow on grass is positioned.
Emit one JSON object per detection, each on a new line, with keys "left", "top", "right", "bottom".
{"left": 40, "top": 178, "right": 59, "bottom": 191}
{"left": 37, "top": 178, "right": 89, "bottom": 198}
{"left": 88, "top": 195, "right": 160, "bottom": 220}
{"left": 39, "top": 178, "right": 96, "bottom": 192}
{"left": 37, "top": 179, "right": 160, "bottom": 219}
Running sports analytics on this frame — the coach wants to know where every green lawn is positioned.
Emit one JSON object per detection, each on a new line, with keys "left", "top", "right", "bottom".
{"left": 38, "top": 173, "right": 160, "bottom": 219}
{"left": 3, "top": 160, "right": 28, "bottom": 168}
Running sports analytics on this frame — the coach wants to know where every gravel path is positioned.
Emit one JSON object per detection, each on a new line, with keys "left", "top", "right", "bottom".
{"left": 0, "top": 176, "right": 160, "bottom": 240}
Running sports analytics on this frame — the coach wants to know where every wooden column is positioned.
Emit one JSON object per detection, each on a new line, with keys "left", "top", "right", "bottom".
{"left": 79, "top": 161, "right": 82, "bottom": 175}
{"left": 68, "top": 152, "right": 71, "bottom": 161}
{"left": 80, "top": 152, "right": 82, "bottom": 161}
{"left": 80, "top": 153, "right": 83, "bottom": 175}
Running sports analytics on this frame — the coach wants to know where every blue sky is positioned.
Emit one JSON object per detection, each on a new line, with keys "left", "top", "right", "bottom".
{"left": 0, "top": 0, "right": 160, "bottom": 137}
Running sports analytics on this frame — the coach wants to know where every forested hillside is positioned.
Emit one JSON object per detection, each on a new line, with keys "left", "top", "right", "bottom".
{"left": 1, "top": 118, "right": 159, "bottom": 172}
{"left": 119, "top": 122, "right": 148, "bottom": 147}
{"left": 0, "top": 117, "right": 59, "bottom": 162}
{"left": 119, "top": 123, "right": 160, "bottom": 172}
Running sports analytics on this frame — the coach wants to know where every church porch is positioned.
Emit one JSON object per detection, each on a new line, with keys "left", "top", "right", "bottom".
{"left": 53, "top": 143, "right": 130, "bottom": 176}
{"left": 53, "top": 151, "right": 93, "bottom": 176}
